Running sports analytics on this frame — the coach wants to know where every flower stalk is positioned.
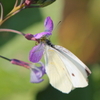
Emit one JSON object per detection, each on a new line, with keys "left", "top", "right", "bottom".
{"left": 0, "top": 55, "right": 46, "bottom": 83}
{"left": 0, "top": 0, "right": 56, "bottom": 25}
{"left": 0, "top": 28, "right": 25, "bottom": 36}
{"left": 0, "top": 0, "right": 25, "bottom": 25}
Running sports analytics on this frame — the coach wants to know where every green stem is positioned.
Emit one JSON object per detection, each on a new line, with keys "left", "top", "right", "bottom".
{"left": 0, "top": 55, "right": 11, "bottom": 61}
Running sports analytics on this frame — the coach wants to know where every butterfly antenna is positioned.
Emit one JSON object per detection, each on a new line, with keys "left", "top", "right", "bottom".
{"left": 53, "top": 20, "right": 61, "bottom": 30}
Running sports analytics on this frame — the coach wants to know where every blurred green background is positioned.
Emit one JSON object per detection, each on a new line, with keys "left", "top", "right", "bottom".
{"left": 0, "top": 0, "right": 100, "bottom": 100}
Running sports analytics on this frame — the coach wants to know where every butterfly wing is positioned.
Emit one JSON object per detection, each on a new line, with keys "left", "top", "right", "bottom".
{"left": 54, "top": 45, "right": 91, "bottom": 77}
{"left": 44, "top": 45, "right": 74, "bottom": 93}
{"left": 44, "top": 45, "right": 91, "bottom": 93}
{"left": 54, "top": 45, "right": 91, "bottom": 87}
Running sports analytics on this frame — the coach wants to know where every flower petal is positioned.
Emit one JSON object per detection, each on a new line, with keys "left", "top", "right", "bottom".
{"left": 37, "top": 61, "right": 46, "bottom": 75}
{"left": 33, "top": 32, "right": 51, "bottom": 39}
{"left": 30, "top": 62, "right": 45, "bottom": 83}
{"left": 30, "top": 69, "right": 44, "bottom": 83}
{"left": 44, "top": 16, "right": 53, "bottom": 32}
{"left": 29, "top": 43, "right": 44, "bottom": 63}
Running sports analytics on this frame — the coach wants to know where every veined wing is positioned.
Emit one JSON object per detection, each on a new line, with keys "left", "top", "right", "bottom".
{"left": 53, "top": 45, "right": 91, "bottom": 87}
{"left": 54, "top": 45, "right": 91, "bottom": 77}
{"left": 44, "top": 45, "right": 74, "bottom": 93}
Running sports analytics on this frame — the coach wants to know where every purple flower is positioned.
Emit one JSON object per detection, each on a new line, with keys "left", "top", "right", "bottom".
{"left": 29, "top": 16, "right": 54, "bottom": 63}
{"left": 30, "top": 62, "right": 45, "bottom": 83}
{"left": 29, "top": 43, "right": 45, "bottom": 62}
{"left": 0, "top": 55, "right": 45, "bottom": 83}
{"left": 44, "top": 16, "right": 54, "bottom": 32}
{"left": 33, "top": 16, "right": 53, "bottom": 39}
{"left": 12, "top": 59, "right": 46, "bottom": 83}
{"left": 11, "top": 59, "right": 45, "bottom": 83}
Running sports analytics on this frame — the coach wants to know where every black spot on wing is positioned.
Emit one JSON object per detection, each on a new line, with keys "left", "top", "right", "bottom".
{"left": 72, "top": 73, "right": 75, "bottom": 77}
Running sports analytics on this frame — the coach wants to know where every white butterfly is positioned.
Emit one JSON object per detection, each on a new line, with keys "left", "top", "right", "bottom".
{"left": 44, "top": 39, "right": 91, "bottom": 93}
